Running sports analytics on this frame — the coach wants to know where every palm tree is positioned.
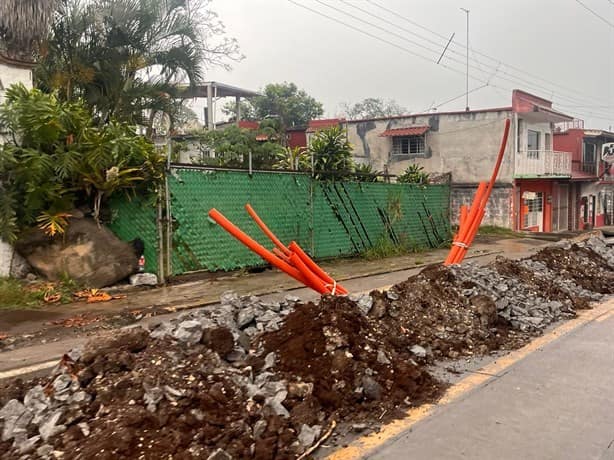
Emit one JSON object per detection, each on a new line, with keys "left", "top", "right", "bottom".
{"left": 36, "top": 0, "right": 241, "bottom": 133}
{"left": 0, "top": 0, "right": 57, "bottom": 60}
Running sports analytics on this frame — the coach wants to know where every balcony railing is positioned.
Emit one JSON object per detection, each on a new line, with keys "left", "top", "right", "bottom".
{"left": 571, "top": 160, "right": 598, "bottom": 176}
{"left": 514, "top": 150, "right": 572, "bottom": 178}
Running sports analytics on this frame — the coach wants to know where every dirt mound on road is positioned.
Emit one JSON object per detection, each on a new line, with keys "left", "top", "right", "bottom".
{"left": 530, "top": 243, "right": 614, "bottom": 294}
{"left": 262, "top": 296, "right": 443, "bottom": 421}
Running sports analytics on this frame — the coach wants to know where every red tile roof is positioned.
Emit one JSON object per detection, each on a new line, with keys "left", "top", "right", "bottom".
{"left": 239, "top": 120, "right": 259, "bottom": 130}
{"left": 379, "top": 126, "right": 430, "bottom": 137}
{"left": 306, "top": 118, "right": 344, "bottom": 132}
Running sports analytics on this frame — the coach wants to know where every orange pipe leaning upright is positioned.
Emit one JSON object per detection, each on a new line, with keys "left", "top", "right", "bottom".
{"left": 288, "top": 241, "right": 348, "bottom": 295}
{"left": 445, "top": 118, "right": 511, "bottom": 265}
{"left": 444, "top": 182, "right": 486, "bottom": 264}
{"left": 459, "top": 205, "right": 468, "bottom": 228}
{"left": 245, "top": 204, "right": 291, "bottom": 255}
{"left": 208, "top": 208, "right": 309, "bottom": 286}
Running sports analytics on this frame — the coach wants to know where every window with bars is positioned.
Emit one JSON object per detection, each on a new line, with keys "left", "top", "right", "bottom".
{"left": 391, "top": 135, "right": 426, "bottom": 156}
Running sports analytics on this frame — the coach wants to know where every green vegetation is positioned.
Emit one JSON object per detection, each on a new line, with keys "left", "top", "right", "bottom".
{"left": 397, "top": 164, "right": 430, "bottom": 184}
{"left": 273, "top": 147, "right": 311, "bottom": 171}
{"left": 0, "top": 275, "right": 78, "bottom": 310}
{"left": 477, "top": 225, "right": 523, "bottom": 238}
{"left": 361, "top": 235, "right": 424, "bottom": 260}
{"left": 341, "top": 97, "right": 407, "bottom": 119}
{"left": 223, "top": 82, "right": 324, "bottom": 129}
{"left": 35, "top": 0, "right": 240, "bottom": 132}
{"left": 310, "top": 126, "right": 354, "bottom": 179}
{"left": 0, "top": 85, "right": 165, "bottom": 242}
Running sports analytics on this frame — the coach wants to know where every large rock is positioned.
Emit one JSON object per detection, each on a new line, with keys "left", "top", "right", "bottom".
{"left": 15, "top": 217, "right": 138, "bottom": 288}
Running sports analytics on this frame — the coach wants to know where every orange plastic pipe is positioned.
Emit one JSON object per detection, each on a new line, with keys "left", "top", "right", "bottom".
{"left": 459, "top": 205, "right": 468, "bottom": 228}
{"left": 245, "top": 204, "right": 291, "bottom": 255}
{"left": 288, "top": 241, "right": 348, "bottom": 295}
{"left": 208, "top": 208, "right": 309, "bottom": 286}
{"left": 448, "top": 119, "right": 511, "bottom": 265}
{"left": 272, "top": 247, "right": 291, "bottom": 263}
{"left": 289, "top": 253, "right": 331, "bottom": 295}
{"left": 445, "top": 182, "right": 486, "bottom": 264}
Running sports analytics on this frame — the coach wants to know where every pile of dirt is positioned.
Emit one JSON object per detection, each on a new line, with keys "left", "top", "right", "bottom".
{"left": 4, "top": 237, "right": 614, "bottom": 459}
{"left": 261, "top": 296, "right": 443, "bottom": 419}
{"left": 530, "top": 243, "right": 614, "bottom": 294}
{"left": 492, "top": 257, "right": 590, "bottom": 310}
{"left": 368, "top": 265, "right": 528, "bottom": 360}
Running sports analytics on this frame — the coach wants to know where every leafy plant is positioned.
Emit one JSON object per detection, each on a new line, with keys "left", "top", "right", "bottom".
{"left": 37, "top": 211, "right": 72, "bottom": 237}
{"left": 309, "top": 126, "right": 354, "bottom": 180}
{"left": 36, "top": 0, "right": 242, "bottom": 133}
{"left": 397, "top": 164, "right": 430, "bottom": 184}
{"left": 0, "top": 84, "right": 164, "bottom": 241}
{"left": 354, "top": 163, "right": 382, "bottom": 182}
{"left": 274, "top": 147, "right": 310, "bottom": 171}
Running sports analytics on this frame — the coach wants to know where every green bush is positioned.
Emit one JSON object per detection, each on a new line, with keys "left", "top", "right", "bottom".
{"left": 0, "top": 84, "right": 165, "bottom": 242}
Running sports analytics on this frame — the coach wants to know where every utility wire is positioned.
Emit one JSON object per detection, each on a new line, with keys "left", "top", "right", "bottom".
{"left": 367, "top": 0, "right": 604, "bottom": 105}
{"left": 287, "top": 0, "right": 612, "bottom": 123}
{"left": 320, "top": 0, "right": 609, "bottom": 111}
{"left": 576, "top": 0, "right": 614, "bottom": 28}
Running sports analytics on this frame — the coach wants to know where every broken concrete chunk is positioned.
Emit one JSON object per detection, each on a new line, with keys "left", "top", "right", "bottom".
{"left": 237, "top": 307, "right": 256, "bottom": 329}
{"left": 207, "top": 448, "right": 232, "bottom": 460}
{"left": 361, "top": 375, "right": 383, "bottom": 401}
{"left": 410, "top": 345, "right": 427, "bottom": 359}
{"left": 298, "top": 424, "right": 322, "bottom": 447}
{"left": 173, "top": 320, "right": 203, "bottom": 345}
{"left": 356, "top": 295, "right": 374, "bottom": 315}
{"left": 129, "top": 273, "right": 158, "bottom": 286}
{"left": 38, "top": 409, "right": 66, "bottom": 441}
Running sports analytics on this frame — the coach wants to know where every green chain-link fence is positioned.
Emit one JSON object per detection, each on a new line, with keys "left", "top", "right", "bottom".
{"left": 109, "top": 166, "right": 451, "bottom": 276}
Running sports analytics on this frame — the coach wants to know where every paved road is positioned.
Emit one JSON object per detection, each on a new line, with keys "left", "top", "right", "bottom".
{"left": 359, "top": 300, "right": 614, "bottom": 460}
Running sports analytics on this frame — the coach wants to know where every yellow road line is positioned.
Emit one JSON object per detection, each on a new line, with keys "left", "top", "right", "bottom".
{"left": 328, "top": 298, "right": 614, "bottom": 460}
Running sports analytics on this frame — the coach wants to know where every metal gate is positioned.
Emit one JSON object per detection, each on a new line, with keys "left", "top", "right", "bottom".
{"left": 552, "top": 184, "right": 569, "bottom": 231}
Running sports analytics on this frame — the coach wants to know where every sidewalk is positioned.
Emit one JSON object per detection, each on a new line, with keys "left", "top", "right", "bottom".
{"left": 0, "top": 236, "right": 546, "bottom": 340}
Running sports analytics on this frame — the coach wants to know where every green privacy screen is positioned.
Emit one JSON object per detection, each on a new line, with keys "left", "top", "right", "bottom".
{"left": 110, "top": 167, "right": 451, "bottom": 275}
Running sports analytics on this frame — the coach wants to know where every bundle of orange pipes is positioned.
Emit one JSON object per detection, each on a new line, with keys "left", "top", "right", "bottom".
{"left": 208, "top": 205, "right": 348, "bottom": 296}
{"left": 444, "top": 118, "right": 511, "bottom": 265}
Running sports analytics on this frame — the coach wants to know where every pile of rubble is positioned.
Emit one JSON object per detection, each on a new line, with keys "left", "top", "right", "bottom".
{"left": 2, "top": 236, "right": 614, "bottom": 459}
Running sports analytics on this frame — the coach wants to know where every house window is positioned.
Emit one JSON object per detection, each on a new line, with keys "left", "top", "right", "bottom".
{"left": 527, "top": 129, "right": 540, "bottom": 152}
{"left": 392, "top": 135, "right": 425, "bottom": 155}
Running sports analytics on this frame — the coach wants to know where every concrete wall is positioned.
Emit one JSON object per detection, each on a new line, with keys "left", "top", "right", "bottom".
{"left": 0, "top": 63, "right": 32, "bottom": 102}
{"left": 450, "top": 184, "right": 513, "bottom": 228}
{"left": 346, "top": 109, "right": 514, "bottom": 183}
{"left": 0, "top": 62, "right": 33, "bottom": 277}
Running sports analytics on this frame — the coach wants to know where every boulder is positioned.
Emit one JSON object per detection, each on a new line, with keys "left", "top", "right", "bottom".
{"left": 15, "top": 217, "right": 139, "bottom": 288}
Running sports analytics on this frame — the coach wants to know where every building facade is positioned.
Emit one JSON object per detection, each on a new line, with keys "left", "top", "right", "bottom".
{"left": 346, "top": 90, "right": 575, "bottom": 232}
{"left": 554, "top": 125, "right": 614, "bottom": 229}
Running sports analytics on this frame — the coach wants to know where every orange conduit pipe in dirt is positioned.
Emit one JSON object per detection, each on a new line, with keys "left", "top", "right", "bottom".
{"left": 445, "top": 118, "right": 511, "bottom": 265}
{"left": 245, "top": 204, "right": 291, "bottom": 256}
{"left": 289, "top": 253, "right": 332, "bottom": 295}
{"left": 444, "top": 182, "right": 486, "bottom": 264}
{"left": 208, "top": 208, "right": 309, "bottom": 286}
{"left": 288, "top": 241, "right": 348, "bottom": 295}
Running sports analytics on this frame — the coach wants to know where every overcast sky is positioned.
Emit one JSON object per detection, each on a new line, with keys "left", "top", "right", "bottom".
{"left": 200, "top": 0, "right": 614, "bottom": 129}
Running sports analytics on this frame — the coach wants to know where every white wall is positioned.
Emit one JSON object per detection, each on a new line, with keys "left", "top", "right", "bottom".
{"left": 0, "top": 62, "right": 32, "bottom": 102}
{"left": 0, "top": 62, "right": 33, "bottom": 277}
{"left": 347, "top": 109, "right": 514, "bottom": 183}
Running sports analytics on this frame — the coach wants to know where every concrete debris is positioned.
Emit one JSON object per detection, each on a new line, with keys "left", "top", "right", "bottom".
{"left": 298, "top": 424, "right": 322, "bottom": 447}
{"left": 129, "top": 273, "right": 158, "bottom": 286}
{"left": 410, "top": 345, "right": 427, "bottom": 359}
{"left": 173, "top": 320, "right": 203, "bottom": 345}
{"left": 3, "top": 236, "right": 614, "bottom": 458}
{"left": 207, "top": 448, "right": 232, "bottom": 460}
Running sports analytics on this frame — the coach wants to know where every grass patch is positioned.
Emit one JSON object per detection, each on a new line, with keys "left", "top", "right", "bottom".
{"left": 0, "top": 275, "right": 79, "bottom": 310}
{"left": 477, "top": 225, "right": 523, "bottom": 238}
{"left": 361, "top": 236, "right": 426, "bottom": 261}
